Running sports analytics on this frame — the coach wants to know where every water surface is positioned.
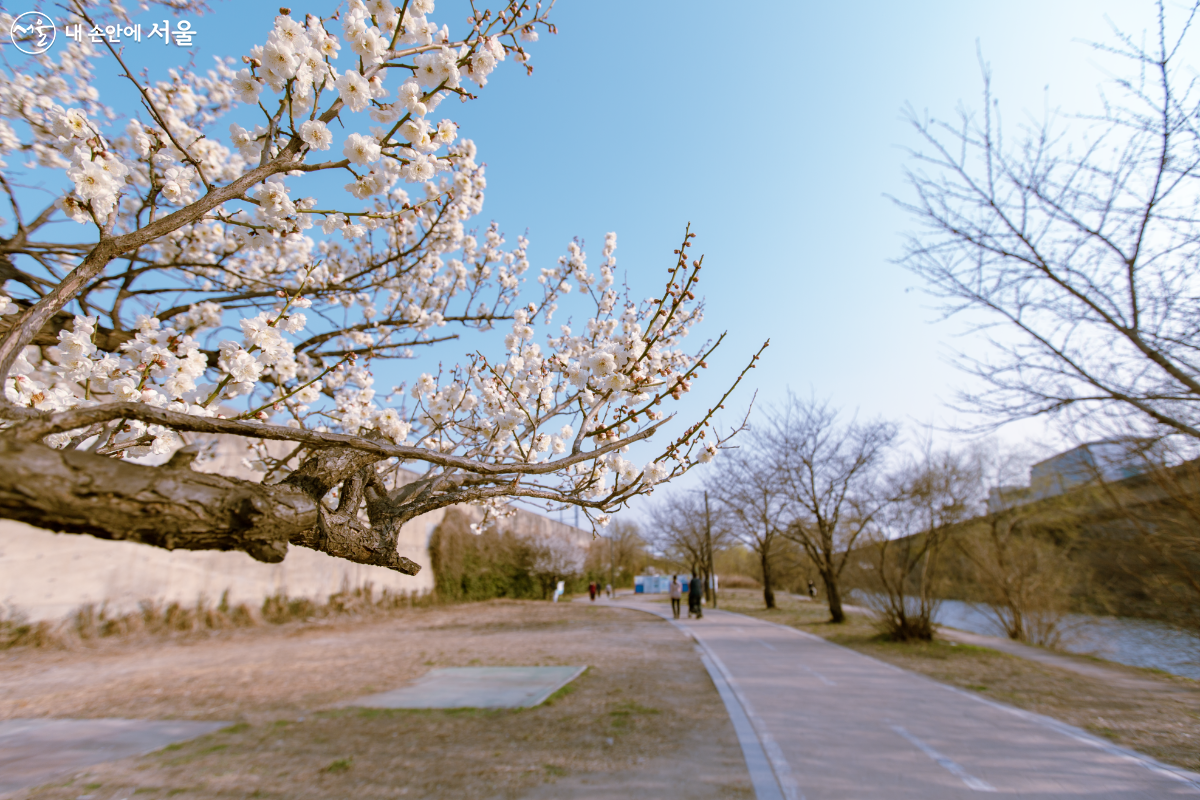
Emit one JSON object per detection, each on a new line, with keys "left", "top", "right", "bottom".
{"left": 932, "top": 598, "right": 1200, "bottom": 680}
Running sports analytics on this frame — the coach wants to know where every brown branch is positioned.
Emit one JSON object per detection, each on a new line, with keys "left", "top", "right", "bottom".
{"left": 8, "top": 401, "right": 669, "bottom": 477}
{"left": 0, "top": 437, "right": 424, "bottom": 573}
{"left": 0, "top": 437, "right": 309, "bottom": 563}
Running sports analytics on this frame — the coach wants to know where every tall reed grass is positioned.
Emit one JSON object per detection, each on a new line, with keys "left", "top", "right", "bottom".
{"left": 0, "top": 583, "right": 428, "bottom": 650}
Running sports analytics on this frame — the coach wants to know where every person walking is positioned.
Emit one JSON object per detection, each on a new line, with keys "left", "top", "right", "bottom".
{"left": 688, "top": 572, "right": 703, "bottom": 619}
{"left": 588, "top": 581, "right": 597, "bottom": 602}
{"left": 807, "top": 580, "right": 817, "bottom": 600}
{"left": 669, "top": 575, "right": 682, "bottom": 619}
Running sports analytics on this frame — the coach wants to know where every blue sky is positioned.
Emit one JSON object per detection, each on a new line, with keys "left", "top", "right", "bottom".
{"left": 459, "top": 0, "right": 1160, "bottom": 450}
{"left": 6, "top": 0, "right": 1178, "bottom": 505}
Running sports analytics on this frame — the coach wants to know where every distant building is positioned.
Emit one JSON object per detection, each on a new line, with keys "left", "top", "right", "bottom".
{"left": 987, "top": 439, "right": 1153, "bottom": 513}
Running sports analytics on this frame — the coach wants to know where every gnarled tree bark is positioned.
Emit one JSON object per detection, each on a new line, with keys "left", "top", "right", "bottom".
{"left": 0, "top": 437, "right": 421, "bottom": 574}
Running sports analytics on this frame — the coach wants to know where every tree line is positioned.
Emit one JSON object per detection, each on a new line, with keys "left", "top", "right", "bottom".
{"left": 649, "top": 394, "right": 1200, "bottom": 643}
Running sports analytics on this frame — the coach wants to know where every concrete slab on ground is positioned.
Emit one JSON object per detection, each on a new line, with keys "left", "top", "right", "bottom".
{"left": 350, "top": 666, "right": 587, "bottom": 709}
{"left": 0, "top": 718, "right": 227, "bottom": 795}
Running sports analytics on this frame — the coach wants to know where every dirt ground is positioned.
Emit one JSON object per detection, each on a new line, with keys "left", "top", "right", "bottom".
{"left": 717, "top": 589, "right": 1200, "bottom": 772}
{"left": 0, "top": 601, "right": 753, "bottom": 799}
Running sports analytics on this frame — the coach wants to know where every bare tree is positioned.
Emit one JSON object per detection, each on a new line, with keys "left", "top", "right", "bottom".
{"left": 1076, "top": 441, "right": 1200, "bottom": 632}
{"left": 586, "top": 519, "right": 649, "bottom": 590}
{"left": 857, "top": 446, "right": 978, "bottom": 641}
{"left": 897, "top": 2, "right": 1200, "bottom": 442}
{"left": 765, "top": 394, "right": 898, "bottom": 623}
{"left": 708, "top": 448, "right": 789, "bottom": 609}
{"left": 648, "top": 490, "right": 730, "bottom": 607}
{"left": 648, "top": 493, "right": 704, "bottom": 580}
{"left": 955, "top": 499, "right": 1082, "bottom": 647}
{"left": 529, "top": 533, "right": 585, "bottom": 599}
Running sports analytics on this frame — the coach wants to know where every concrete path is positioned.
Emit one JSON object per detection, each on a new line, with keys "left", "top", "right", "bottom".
{"left": 610, "top": 597, "right": 1200, "bottom": 800}
{"left": 0, "top": 718, "right": 227, "bottom": 795}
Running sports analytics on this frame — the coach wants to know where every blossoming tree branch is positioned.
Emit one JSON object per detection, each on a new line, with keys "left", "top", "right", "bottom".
{"left": 0, "top": 0, "right": 765, "bottom": 572}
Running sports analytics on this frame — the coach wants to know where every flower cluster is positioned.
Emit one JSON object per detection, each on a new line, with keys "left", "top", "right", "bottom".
{"left": 0, "top": 1, "right": 743, "bottom": 532}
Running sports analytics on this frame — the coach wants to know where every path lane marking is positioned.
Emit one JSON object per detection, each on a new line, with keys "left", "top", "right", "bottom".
{"left": 800, "top": 664, "right": 835, "bottom": 687}
{"left": 891, "top": 725, "right": 996, "bottom": 792}
{"left": 756, "top": 638, "right": 777, "bottom": 651}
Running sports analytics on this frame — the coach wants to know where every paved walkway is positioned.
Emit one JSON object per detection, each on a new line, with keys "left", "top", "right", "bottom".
{"left": 607, "top": 597, "right": 1200, "bottom": 800}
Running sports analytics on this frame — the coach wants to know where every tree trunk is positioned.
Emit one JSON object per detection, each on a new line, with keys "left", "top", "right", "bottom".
{"left": 703, "top": 492, "right": 715, "bottom": 606}
{"left": 824, "top": 570, "right": 845, "bottom": 623}
{"left": 761, "top": 547, "right": 776, "bottom": 609}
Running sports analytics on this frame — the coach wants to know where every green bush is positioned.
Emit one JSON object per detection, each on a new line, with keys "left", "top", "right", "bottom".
{"left": 429, "top": 509, "right": 546, "bottom": 601}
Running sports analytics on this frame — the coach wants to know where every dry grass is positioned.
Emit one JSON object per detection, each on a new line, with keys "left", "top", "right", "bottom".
{"left": 716, "top": 574, "right": 761, "bottom": 590}
{"left": 717, "top": 589, "right": 1200, "bottom": 772}
{"left": 0, "top": 586, "right": 423, "bottom": 652}
{"left": 3, "top": 600, "right": 752, "bottom": 799}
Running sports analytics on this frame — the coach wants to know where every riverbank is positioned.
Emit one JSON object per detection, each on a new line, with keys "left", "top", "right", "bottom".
{"left": 931, "top": 597, "right": 1200, "bottom": 679}
{"left": 716, "top": 589, "right": 1200, "bottom": 772}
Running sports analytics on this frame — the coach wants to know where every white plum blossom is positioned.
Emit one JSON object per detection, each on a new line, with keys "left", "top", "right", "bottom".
{"left": 51, "top": 108, "right": 90, "bottom": 138}
{"left": 0, "top": 0, "right": 737, "bottom": 544}
{"left": 414, "top": 47, "right": 461, "bottom": 89}
{"left": 229, "top": 123, "right": 263, "bottom": 161}
{"left": 335, "top": 69, "right": 372, "bottom": 112}
{"left": 374, "top": 408, "right": 411, "bottom": 442}
{"left": 221, "top": 347, "right": 264, "bottom": 386}
{"left": 403, "top": 153, "right": 437, "bottom": 182}
{"left": 435, "top": 119, "right": 457, "bottom": 145}
{"left": 253, "top": 178, "right": 296, "bottom": 221}
{"left": 299, "top": 119, "right": 333, "bottom": 150}
{"left": 343, "top": 132, "right": 382, "bottom": 165}
{"left": 643, "top": 460, "right": 669, "bottom": 485}
{"left": 397, "top": 80, "right": 427, "bottom": 116}
{"left": 65, "top": 151, "right": 129, "bottom": 222}
{"left": 232, "top": 69, "right": 264, "bottom": 104}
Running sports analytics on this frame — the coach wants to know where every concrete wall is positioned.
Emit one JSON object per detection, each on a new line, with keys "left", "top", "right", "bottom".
{"left": 0, "top": 520, "right": 432, "bottom": 621}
